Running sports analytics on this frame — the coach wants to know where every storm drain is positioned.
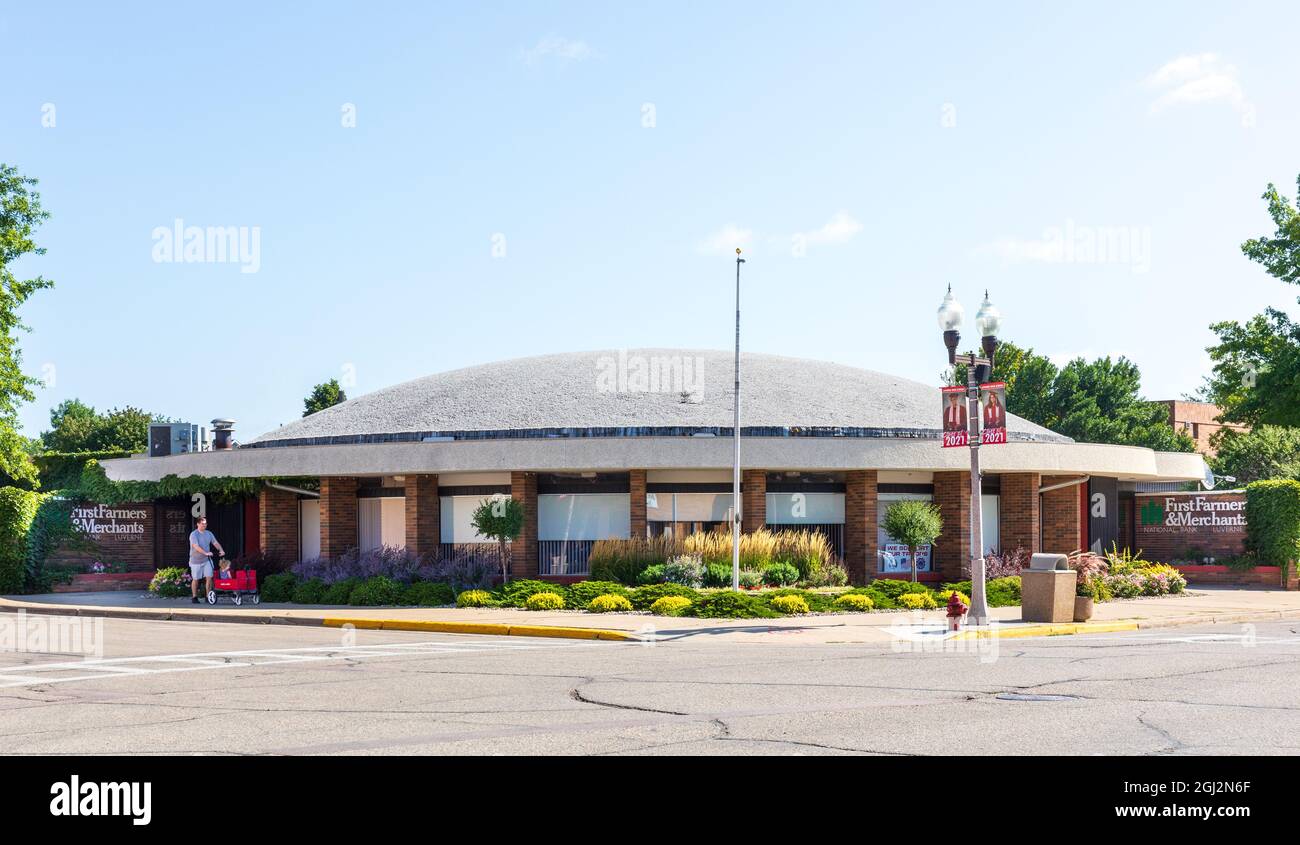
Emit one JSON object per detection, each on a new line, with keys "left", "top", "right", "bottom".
{"left": 995, "top": 693, "right": 1081, "bottom": 702}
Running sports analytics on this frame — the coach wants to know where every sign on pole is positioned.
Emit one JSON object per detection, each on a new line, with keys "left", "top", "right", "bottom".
{"left": 979, "top": 381, "right": 1007, "bottom": 445}
{"left": 940, "top": 386, "right": 967, "bottom": 447}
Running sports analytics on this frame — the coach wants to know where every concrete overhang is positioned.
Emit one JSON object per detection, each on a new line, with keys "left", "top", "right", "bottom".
{"left": 100, "top": 437, "right": 1208, "bottom": 484}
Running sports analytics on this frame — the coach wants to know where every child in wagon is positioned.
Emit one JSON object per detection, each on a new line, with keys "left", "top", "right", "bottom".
{"left": 217, "top": 558, "right": 234, "bottom": 580}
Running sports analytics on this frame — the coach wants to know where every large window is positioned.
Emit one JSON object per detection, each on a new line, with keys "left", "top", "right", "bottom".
{"left": 359, "top": 497, "right": 405, "bottom": 551}
{"left": 440, "top": 495, "right": 499, "bottom": 544}
{"left": 877, "top": 492, "right": 933, "bottom": 573}
{"left": 538, "top": 493, "right": 630, "bottom": 541}
{"left": 646, "top": 491, "right": 734, "bottom": 537}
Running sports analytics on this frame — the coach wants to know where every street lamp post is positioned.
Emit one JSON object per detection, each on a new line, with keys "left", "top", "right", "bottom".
{"left": 732, "top": 248, "right": 745, "bottom": 591}
{"left": 937, "top": 287, "right": 1002, "bottom": 626}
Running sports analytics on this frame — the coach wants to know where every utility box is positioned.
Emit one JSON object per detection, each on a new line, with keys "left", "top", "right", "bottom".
{"left": 1021, "top": 553, "right": 1075, "bottom": 623}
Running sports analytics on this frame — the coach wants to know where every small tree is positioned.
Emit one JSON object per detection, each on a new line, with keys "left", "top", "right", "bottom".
{"left": 471, "top": 496, "right": 524, "bottom": 583}
{"left": 303, "top": 379, "right": 347, "bottom": 417}
{"left": 882, "top": 500, "right": 943, "bottom": 583}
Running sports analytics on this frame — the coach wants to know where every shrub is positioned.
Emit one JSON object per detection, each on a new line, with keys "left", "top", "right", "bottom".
{"left": 495, "top": 579, "right": 569, "bottom": 608}
{"left": 896, "top": 592, "right": 938, "bottom": 610}
{"left": 765, "top": 588, "right": 836, "bottom": 612}
{"left": 589, "top": 535, "right": 678, "bottom": 584}
{"left": 1246, "top": 479, "right": 1300, "bottom": 572}
{"left": 1105, "top": 573, "right": 1143, "bottom": 599}
{"left": 868, "top": 578, "right": 932, "bottom": 599}
{"left": 984, "top": 545, "right": 1031, "bottom": 579}
{"left": 843, "top": 586, "right": 894, "bottom": 608}
{"left": 833, "top": 593, "right": 874, "bottom": 612}
{"left": 291, "top": 578, "right": 328, "bottom": 604}
{"left": 323, "top": 578, "right": 360, "bottom": 605}
{"left": 659, "top": 554, "right": 705, "bottom": 587}
{"left": 688, "top": 590, "right": 778, "bottom": 619}
{"left": 650, "top": 595, "right": 693, "bottom": 616}
{"left": 349, "top": 575, "right": 404, "bottom": 606}
{"left": 702, "top": 562, "right": 734, "bottom": 588}
{"left": 738, "top": 569, "right": 763, "bottom": 589}
{"left": 986, "top": 576, "right": 1022, "bottom": 607}
{"left": 261, "top": 572, "right": 298, "bottom": 603}
{"left": 417, "top": 556, "right": 496, "bottom": 594}
{"left": 402, "top": 581, "right": 455, "bottom": 606}
{"left": 456, "top": 589, "right": 495, "bottom": 608}
{"left": 814, "top": 562, "right": 850, "bottom": 587}
{"left": 149, "top": 566, "right": 191, "bottom": 598}
{"left": 763, "top": 561, "right": 800, "bottom": 587}
{"left": 636, "top": 564, "right": 667, "bottom": 584}
{"left": 0, "top": 487, "right": 41, "bottom": 593}
{"left": 292, "top": 544, "right": 422, "bottom": 586}
{"left": 588, "top": 594, "right": 633, "bottom": 613}
{"left": 565, "top": 580, "right": 629, "bottom": 610}
{"left": 525, "top": 591, "right": 566, "bottom": 611}
{"left": 630, "top": 583, "right": 700, "bottom": 610}
{"left": 770, "top": 594, "right": 810, "bottom": 614}
{"left": 936, "top": 589, "right": 971, "bottom": 607}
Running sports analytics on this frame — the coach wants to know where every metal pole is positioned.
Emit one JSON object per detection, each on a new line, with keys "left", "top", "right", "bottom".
{"left": 966, "top": 366, "right": 990, "bottom": 625}
{"left": 732, "top": 251, "right": 744, "bottom": 591}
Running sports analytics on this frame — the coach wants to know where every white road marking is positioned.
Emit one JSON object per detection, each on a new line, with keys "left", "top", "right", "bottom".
{"left": 0, "top": 637, "right": 602, "bottom": 688}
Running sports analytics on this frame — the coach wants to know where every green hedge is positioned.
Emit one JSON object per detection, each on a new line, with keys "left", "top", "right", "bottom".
{"left": 0, "top": 487, "right": 43, "bottom": 592}
{"left": 34, "top": 450, "right": 133, "bottom": 492}
{"left": 1246, "top": 479, "right": 1300, "bottom": 571}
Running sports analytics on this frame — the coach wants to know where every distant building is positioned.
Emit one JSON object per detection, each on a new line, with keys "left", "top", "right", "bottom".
{"left": 1159, "top": 401, "right": 1248, "bottom": 456}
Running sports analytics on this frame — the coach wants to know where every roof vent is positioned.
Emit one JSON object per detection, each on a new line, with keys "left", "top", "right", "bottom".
{"left": 211, "top": 418, "right": 236, "bottom": 450}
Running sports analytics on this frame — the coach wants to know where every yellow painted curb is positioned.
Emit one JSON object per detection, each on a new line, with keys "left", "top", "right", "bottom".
{"left": 320, "top": 618, "right": 635, "bottom": 641}
{"left": 953, "top": 621, "right": 1139, "bottom": 640}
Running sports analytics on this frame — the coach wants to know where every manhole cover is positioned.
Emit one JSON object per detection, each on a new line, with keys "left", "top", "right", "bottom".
{"left": 996, "top": 693, "right": 1080, "bottom": 702}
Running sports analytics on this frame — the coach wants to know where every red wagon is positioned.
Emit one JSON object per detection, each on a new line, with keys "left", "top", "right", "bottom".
{"left": 206, "top": 568, "right": 260, "bottom": 606}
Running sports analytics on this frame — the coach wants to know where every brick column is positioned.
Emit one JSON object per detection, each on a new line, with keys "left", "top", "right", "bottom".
{"left": 404, "top": 474, "right": 440, "bottom": 559}
{"left": 1041, "top": 476, "right": 1083, "bottom": 555}
{"left": 629, "top": 469, "right": 647, "bottom": 539}
{"left": 510, "top": 471, "right": 538, "bottom": 579}
{"left": 933, "top": 471, "right": 971, "bottom": 582}
{"left": 319, "top": 477, "right": 358, "bottom": 559}
{"left": 844, "top": 470, "right": 878, "bottom": 585}
{"left": 998, "top": 472, "right": 1040, "bottom": 554}
{"left": 258, "top": 486, "right": 299, "bottom": 563}
{"left": 742, "top": 469, "right": 767, "bottom": 533}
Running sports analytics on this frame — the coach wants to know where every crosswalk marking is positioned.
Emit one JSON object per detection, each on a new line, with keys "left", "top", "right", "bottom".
{"left": 0, "top": 637, "right": 601, "bottom": 689}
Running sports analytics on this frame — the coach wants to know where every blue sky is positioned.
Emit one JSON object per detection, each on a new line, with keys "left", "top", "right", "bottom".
{"left": 3, "top": 1, "right": 1299, "bottom": 440}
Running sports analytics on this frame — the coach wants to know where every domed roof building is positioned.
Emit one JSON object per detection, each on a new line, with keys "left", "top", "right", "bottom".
{"left": 105, "top": 349, "right": 1207, "bottom": 584}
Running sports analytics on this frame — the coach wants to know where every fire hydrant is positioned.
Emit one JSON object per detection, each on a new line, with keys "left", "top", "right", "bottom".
{"left": 946, "top": 592, "right": 969, "bottom": 631}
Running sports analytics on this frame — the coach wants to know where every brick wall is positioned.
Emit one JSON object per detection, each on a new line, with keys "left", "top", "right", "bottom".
{"left": 258, "top": 486, "right": 299, "bottom": 563}
{"left": 319, "top": 477, "right": 359, "bottom": 559}
{"left": 844, "top": 470, "right": 878, "bottom": 585}
{"left": 511, "top": 471, "right": 538, "bottom": 579}
{"left": 53, "top": 502, "right": 157, "bottom": 570}
{"left": 1041, "top": 476, "right": 1083, "bottom": 555}
{"left": 742, "top": 469, "right": 766, "bottom": 533}
{"left": 933, "top": 472, "right": 971, "bottom": 581}
{"left": 629, "top": 469, "right": 647, "bottom": 539}
{"left": 404, "top": 474, "right": 440, "bottom": 558}
{"left": 1162, "top": 400, "right": 1247, "bottom": 456}
{"left": 999, "top": 472, "right": 1040, "bottom": 554}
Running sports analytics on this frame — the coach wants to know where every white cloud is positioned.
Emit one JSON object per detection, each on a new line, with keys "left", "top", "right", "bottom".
{"left": 697, "top": 224, "right": 754, "bottom": 256}
{"left": 793, "top": 212, "right": 863, "bottom": 247}
{"left": 522, "top": 36, "right": 594, "bottom": 64}
{"left": 1145, "top": 53, "right": 1249, "bottom": 115}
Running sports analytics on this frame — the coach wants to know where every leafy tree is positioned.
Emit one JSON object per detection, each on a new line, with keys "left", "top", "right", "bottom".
{"left": 303, "top": 379, "right": 347, "bottom": 417}
{"left": 1211, "top": 425, "right": 1300, "bottom": 485}
{"left": 952, "top": 341, "right": 1195, "bottom": 452}
{"left": 0, "top": 165, "right": 55, "bottom": 486}
{"left": 1202, "top": 175, "right": 1300, "bottom": 425}
{"left": 881, "top": 499, "right": 943, "bottom": 583}
{"left": 471, "top": 496, "right": 524, "bottom": 583}
{"left": 40, "top": 400, "right": 153, "bottom": 453}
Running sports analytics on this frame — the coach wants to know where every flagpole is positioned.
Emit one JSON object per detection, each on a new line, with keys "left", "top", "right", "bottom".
{"left": 732, "top": 248, "right": 745, "bottom": 591}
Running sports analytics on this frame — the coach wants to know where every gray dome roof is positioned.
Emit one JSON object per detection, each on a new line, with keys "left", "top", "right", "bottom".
{"left": 246, "top": 349, "right": 1068, "bottom": 448}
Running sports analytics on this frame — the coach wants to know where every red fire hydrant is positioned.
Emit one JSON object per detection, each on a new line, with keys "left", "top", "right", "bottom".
{"left": 947, "top": 592, "right": 969, "bottom": 631}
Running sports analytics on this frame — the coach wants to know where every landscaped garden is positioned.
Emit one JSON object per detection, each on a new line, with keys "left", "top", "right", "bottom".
{"left": 146, "top": 530, "right": 1192, "bottom": 619}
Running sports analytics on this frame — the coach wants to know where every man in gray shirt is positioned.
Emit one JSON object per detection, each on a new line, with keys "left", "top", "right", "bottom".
{"left": 189, "top": 516, "right": 226, "bottom": 603}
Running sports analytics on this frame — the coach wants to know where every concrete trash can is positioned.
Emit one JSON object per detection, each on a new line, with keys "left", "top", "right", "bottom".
{"left": 1021, "top": 553, "right": 1075, "bottom": 623}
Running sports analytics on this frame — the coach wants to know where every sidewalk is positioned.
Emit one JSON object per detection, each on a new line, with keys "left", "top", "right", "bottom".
{"left": 5, "top": 587, "right": 1300, "bottom": 644}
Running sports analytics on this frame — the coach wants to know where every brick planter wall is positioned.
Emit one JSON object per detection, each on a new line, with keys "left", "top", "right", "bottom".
{"left": 320, "top": 477, "right": 358, "bottom": 559}
{"left": 258, "top": 486, "right": 299, "bottom": 563}
{"left": 404, "top": 474, "right": 440, "bottom": 558}
{"left": 844, "top": 470, "right": 878, "bottom": 585}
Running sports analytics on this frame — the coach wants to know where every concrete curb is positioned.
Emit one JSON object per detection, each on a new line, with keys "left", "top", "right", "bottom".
{"left": 953, "top": 608, "right": 1300, "bottom": 640}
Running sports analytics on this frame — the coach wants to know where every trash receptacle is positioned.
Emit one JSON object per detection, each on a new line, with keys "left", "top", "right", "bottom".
{"left": 1021, "top": 553, "right": 1075, "bottom": 623}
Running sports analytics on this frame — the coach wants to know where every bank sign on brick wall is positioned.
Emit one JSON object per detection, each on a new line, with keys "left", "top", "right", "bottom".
{"left": 56, "top": 502, "right": 158, "bottom": 571}
{"left": 1134, "top": 492, "right": 1247, "bottom": 561}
